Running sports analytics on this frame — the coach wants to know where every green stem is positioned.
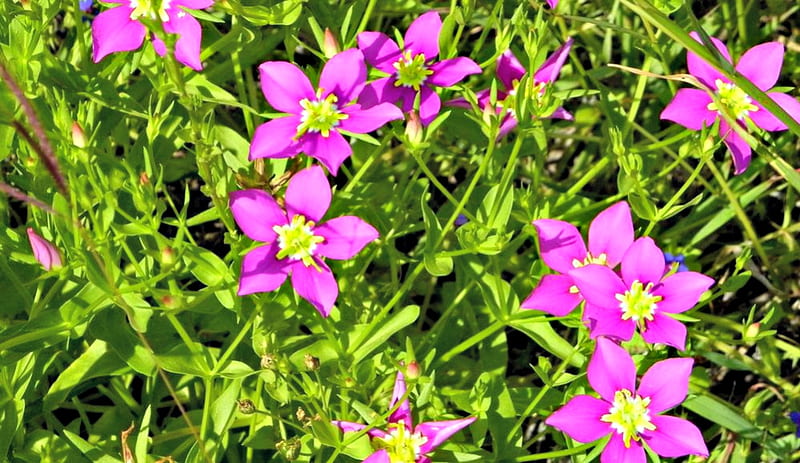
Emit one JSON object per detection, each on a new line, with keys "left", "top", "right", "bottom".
{"left": 513, "top": 442, "right": 596, "bottom": 461}
{"left": 435, "top": 320, "right": 504, "bottom": 365}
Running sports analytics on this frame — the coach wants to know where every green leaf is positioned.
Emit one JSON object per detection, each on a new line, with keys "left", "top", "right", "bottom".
{"left": 237, "top": 0, "right": 304, "bottom": 26}
{"left": 682, "top": 394, "right": 760, "bottom": 439}
{"left": 183, "top": 244, "right": 230, "bottom": 288}
{"left": 421, "top": 194, "right": 453, "bottom": 277}
{"left": 349, "top": 305, "right": 420, "bottom": 363}
{"left": 477, "top": 185, "right": 513, "bottom": 230}
{"left": 509, "top": 315, "right": 585, "bottom": 368}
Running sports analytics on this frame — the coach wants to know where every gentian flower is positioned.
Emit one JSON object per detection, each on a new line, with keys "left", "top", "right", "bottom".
{"left": 569, "top": 237, "right": 714, "bottom": 350}
{"left": 27, "top": 228, "right": 62, "bottom": 270}
{"left": 663, "top": 252, "right": 688, "bottom": 273}
{"left": 251, "top": 49, "right": 404, "bottom": 174}
{"left": 357, "top": 11, "right": 482, "bottom": 125}
{"left": 333, "top": 371, "right": 476, "bottom": 463}
{"left": 230, "top": 165, "right": 379, "bottom": 316}
{"left": 92, "top": 0, "right": 213, "bottom": 70}
{"left": 449, "top": 41, "right": 573, "bottom": 138}
{"left": 790, "top": 411, "right": 800, "bottom": 437}
{"left": 546, "top": 337, "right": 708, "bottom": 463}
{"left": 521, "top": 201, "right": 633, "bottom": 317}
{"left": 79, "top": 0, "right": 93, "bottom": 11}
{"left": 660, "top": 32, "right": 800, "bottom": 174}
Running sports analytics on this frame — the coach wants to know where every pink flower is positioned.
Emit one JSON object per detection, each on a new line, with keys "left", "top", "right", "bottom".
{"left": 660, "top": 32, "right": 800, "bottom": 174}
{"left": 251, "top": 49, "right": 403, "bottom": 174}
{"left": 546, "top": 0, "right": 558, "bottom": 7}
{"left": 27, "top": 228, "right": 62, "bottom": 270}
{"left": 521, "top": 202, "right": 633, "bottom": 317}
{"left": 569, "top": 237, "right": 714, "bottom": 350}
{"left": 92, "top": 0, "right": 213, "bottom": 70}
{"left": 333, "top": 371, "right": 476, "bottom": 463}
{"left": 357, "top": 11, "right": 482, "bottom": 125}
{"left": 450, "top": 41, "right": 573, "bottom": 138}
{"left": 546, "top": 338, "right": 708, "bottom": 463}
{"left": 230, "top": 165, "right": 379, "bottom": 316}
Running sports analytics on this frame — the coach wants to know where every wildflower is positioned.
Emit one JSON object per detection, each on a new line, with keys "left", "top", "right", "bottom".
{"left": 660, "top": 32, "right": 800, "bottom": 174}
{"left": 521, "top": 202, "right": 633, "bottom": 317}
{"left": 230, "top": 165, "right": 379, "bottom": 316}
{"left": 546, "top": 337, "right": 708, "bottom": 463}
{"left": 663, "top": 252, "right": 688, "bottom": 273}
{"left": 569, "top": 237, "right": 714, "bottom": 350}
{"left": 251, "top": 49, "right": 403, "bottom": 174}
{"left": 546, "top": 0, "right": 558, "bottom": 7}
{"left": 357, "top": 11, "right": 482, "bottom": 125}
{"left": 92, "top": 0, "right": 213, "bottom": 71}
{"left": 790, "top": 411, "right": 800, "bottom": 437}
{"left": 333, "top": 371, "right": 476, "bottom": 463}
{"left": 450, "top": 41, "right": 573, "bottom": 138}
{"left": 79, "top": 0, "right": 93, "bottom": 11}
{"left": 26, "top": 228, "right": 62, "bottom": 270}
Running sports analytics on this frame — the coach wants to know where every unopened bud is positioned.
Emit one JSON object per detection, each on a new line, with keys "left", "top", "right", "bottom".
{"left": 161, "top": 247, "right": 176, "bottom": 268}
{"left": 296, "top": 407, "right": 308, "bottom": 423}
{"left": 405, "top": 361, "right": 421, "bottom": 380}
{"left": 26, "top": 228, "right": 62, "bottom": 270}
{"left": 237, "top": 399, "right": 256, "bottom": 415}
{"left": 71, "top": 122, "right": 86, "bottom": 148}
{"left": 276, "top": 437, "right": 302, "bottom": 461}
{"left": 261, "top": 353, "right": 278, "bottom": 370}
{"left": 744, "top": 322, "right": 760, "bottom": 342}
{"left": 161, "top": 295, "right": 180, "bottom": 310}
{"left": 343, "top": 377, "right": 356, "bottom": 388}
{"left": 322, "top": 28, "right": 340, "bottom": 59}
{"left": 139, "top": 171, "right": 150, "bottom": 185}
{"left": 405, "top": 111, "right": 423, "bottom": 145}
{"left": 303, "top": 354, "right": 320, "bottom": 371}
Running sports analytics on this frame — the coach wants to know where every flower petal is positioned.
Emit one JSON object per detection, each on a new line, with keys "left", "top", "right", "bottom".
{"left": 302, "top": 131, "right": 353, "bottom": 175}
{"left": 238, "top": 244, "right": 290, "bottom": 296}
{"left": 533, "top": 218, "right": 587, "bottom": 274}
{"left": 320, "top": 48, "right": 367, "bottom": 104}
{"left": 637, "top": 357, "right": 693, "bottom": 413}
{"left": 736, "top": 41, "right": 783, "bottom": 91}
{"left": 388, "top": 371, "right": 413, "bottom": 428}
{"left": 547, "top": 107, "right": 573, "bottom": 120}
{"left": 418, "top": 86, "right": 442, "bottom": 126}
{"left": 27, "top": 228, "right": 61, "bottom": 270}
{"left": 291, "top": 261, "right": 338, "bottom": 316}
{"left": 427, "top": 57, "right": 482, "bottom": 87}
{"left": 644, "top": 415, "right": 709, "bottom": 458}
{"left": 258, "top": 61, "right": 315, "bottom": 114}
{"left": 163, "top": 8, "right": 204, "bottom": 70}
{"left": 416, "top": 417, "right": 476, "bottom": 454}
{"left": 719, "top": 120, "right": 752, "bottom": 175}
{"left": 357, "top": 32, "right": 402, "bottom": 74}
{"left": 520, "top": 274, "right": 582, "bottom": 316}
{"left": 230, "top": 189, "right": 287, "bottom": 242}
{"left": 358, "top": 77, "right": 403, "bottom": 108}
{"left": 497, "top": 114, "right": 519, "bottom": 138}
{"left": 362, "top": 449, "right": 391, "bottom": 463}
{"left": 621, "top": 237, "right": 665, "bottom": 287}
{"left": 659, "top": 89, "right": 716, "bottom": 130}
{"left": 333, "top": 421, "right": 391, "bottom": 441}
{"left": 588, "top": 201, "right": 633, "bottom": 267}
{"left": 534, "top": 38, "right": 573, "bottom": 85}
{"left": 687, "top": 31, "right": 730, "bottom": 89}
{"left": 496, "top": 49, "right": 526, "bottom": 90}
{"left": 600, "top": 433, "right": 646, "bottom": 463}
{"left": 750, "top": 92, "right": 800, "bottom": 132}
{"left": 339, "top": 103, "right": 403, "bottom": 133}
{"left": 641, "top": 313, "right": 687, "bottom": 351}
{"left": 315, "top": 216, "right": 379, "bottom": 260}
{"left": 91, "top": 6, "right": 147, "bottom": 63}
{"left": 403, "top": 11, "right": 441, "bottom": 60}
{"left": 285, "top": 165, "right": 330, "bottom": 223}
{"left": 588, "top": 337, "right": 636, "bottom": 402}
{"left": 653, "top": 271, "right": 713, "bottom": 314}
{"left": 568, "top": 264, "right": 627, "bottom": 311}
{"left": 584, "top": 303, "right": 636, "bottom": 343}
{"left": 545, "top": 395, "right": 611, "bottom": 443}
{"left": 248, "top": 116, "right": 303, "bottom": 161}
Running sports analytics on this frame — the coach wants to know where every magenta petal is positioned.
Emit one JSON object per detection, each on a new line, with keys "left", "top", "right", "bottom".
{"left": 238, "top": 244, "right": 290, "bottom": 296}
{"left": 534, "top": 38, "right": 573, "bottom": 85}
{"left": 285, "top": 165, "right": 330, "bottom": 223}
{"left": 389, "top": 372, "right": 413, "bottom": 429}
{"left": 600, "top": 433, "right": 646, "bottom": 463}
{"left": 418, "top": 87, "right": 442, "bottom": 126}
{"left": 621, "top": 237, "right": 665, "bottom": 287}
{"left": 751, "top": 92, "right": 800, "bottom": 132}
{"left": 520, "top": 274, "right": 582, "bottom": 316}
{"left": 660, "top": 89, "right": 716, "bottom": 130}
{"left": 569, "top": 265, "right": 627, "bottom": 310}
{"left": 547, "top": 107, "right": 573, "bottom": 121}
{"left": 497, "top": 114, "right": 519, "bottom": 138}
{"left": 357, "top": 32, "right": 402, "bottom": 74}
{"left": 584, "top": 303, "right": 636, "bottom": 342}
{"left": 332, "top": 420, "right": 367, "bottom": 433}
{"left": 496, "top": 50, "right": 526, "bottom": 90}
{"left": 533, "top": 219, "right": 587, "bottom": 274}
{"left": 230, "top": 189, "right": 287, "bottom": 242}
{"left": 320, "top": 49, "right": 367, "bottom": 103}
{"left": 339, "top": 103, "right": 403, "bottom": 133}
{"left": 428, "top": 57, "right": 482, "bottom": 87}
{"left": 687, "top": 32, "right": 730, "bottom": 89}
{"left": 645, "top": 415, "right": 709, "bottom": 458}
{"left": 91, "top": 6, "right": 147, "bottom": 63}
{"left": 546, "top": 0, "right": 558, "bottom": 8}
{"left": 588, "top": 337, "right": 636, "bottom": 403}
{"left": 362, "top": 449, "right": 391, "bottom": 463}
{"left": 719, "top": 121, "right": 752, "bottom": 174}
{"left": 653, "top": 271, "right": 713, "bottom": 314}
{"left": 258, "top": 61, "right": 315, "bottom": 114}
{"left": 302, "top": 131, "right": 352, "bottom": 175}
{"left": 290, "top": 261, "right": 338, "bottom": 316}
{"left": 545, "top": 395, "right": 611, "bottom": 443}
{"left": 416, "top": 417, "right": 476, "bottom": 454}
{"left": 163, "top": 8, "right": 204, "bottom": 70}
{"left": 403, "top": 11, "right": 441, "bottom": 60}
{"left": 587, "top": 201, "right": 633, "bottom": 267}
{"left": 315, "top": 216, "right": 379, "bottom": 260}
{"left": 641, "top": 313, "right": 687, "bottom": 350}
{"left": 249, "top": 116, "right": 303, "bottom": 161}
{"left": 27, "top": 228, "right": 61, "bottom": 270}
{"left": 637, "top": 357, "right": 693, "bottom": 413}
{"left": 736, "top": 42, "right": 783, "bottom": 91}
{"left": 358, "top": 77, "right": 403, "bottom": 108}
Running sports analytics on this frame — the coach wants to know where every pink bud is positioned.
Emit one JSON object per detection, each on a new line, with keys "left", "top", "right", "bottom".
{"left": 71, "top": 122, "right": 86, "bottom": 148}
{"left": 405, "top": 111, "right": 423, "bottom": 144}
{"left": 26, "top": 228, "right": 62, "bottom": 270}
{"left": 405, "top": 361, "right": 421, "bottom": 380}
{"left": 322, "top": 28, "right": 340, "bottom": 59}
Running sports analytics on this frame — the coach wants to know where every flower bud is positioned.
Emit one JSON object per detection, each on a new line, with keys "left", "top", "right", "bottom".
{"left": 322, "top": 28, "right": 340, "bottom": 59}
{"left": 261, "top": 353, "right": 278, "bottom": 370}
{"left": 405, "top": 111, "right": 423, "bottom": 145}
{"left": 303, "top": 354, "right": 320, "bottom": 371}
{"left": 276, "top": 438, "right": 302, "bottom": 461}
{"left": 237, "top": 399, "right": 256, "bottom": 415}
{"left": 26, "top": 228, "right": 62, "bottom": 270}
{"left": 405, "top": 361, "right": 421, "bottom": 380}
{"left": 161, "top": 246, "right": 176, "bottom": 268}
{"left": 296, "top": 407, "right": 308, "bottom": 423}
{"left": 71, "top": 122, "right": 87, "bottom": 148}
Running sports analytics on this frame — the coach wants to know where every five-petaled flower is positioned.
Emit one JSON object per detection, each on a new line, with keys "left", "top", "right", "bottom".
{"left": 251, "top": 49, "right": 404, "bottom": 174}
{"left": 357, "top": 11, "right": 482, "bottom": 125}
{"left": 661, "top": 32, "right": 800, "bottom": 174}
{"left": 546, "top": 337, "right": 709, "bottom": 463}
{"left": 569, "top": 237, "right": 714, "bottom": 350}
{"left": 333, "top": 371, "right": 476, "bottom": 463}
{"left": 230, "top": 165, "right": 379, "bottom": 316}
{"left": 27, "top": 228, "right": 62, "bottom": 271}
{"left": 92, "top": 0, "right": 213, "bottom": 70}
{"left": 521, "top": 201, "right": 633, "bottom": 317}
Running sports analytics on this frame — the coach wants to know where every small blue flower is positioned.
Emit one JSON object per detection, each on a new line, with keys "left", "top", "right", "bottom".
{"left": 454, "top": 214, "right": 469, "bottom": 227}
{"left": 79, "top": 0, "right": 92, "bottom": 11}
{"left": 664, "top": 252, "right": 689, "bottom": 273}
{"left": 790, "top": 411, "right": 800, "bottom": 437}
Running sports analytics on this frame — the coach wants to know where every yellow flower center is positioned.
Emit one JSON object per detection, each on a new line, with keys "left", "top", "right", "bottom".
{"left": 707, "top": 79, "right": 758, "bottom": 120}
{"left": 600, "top": 389, "right": 657, "bottom": 448}
{"left": 615, "top": 280, "right": 662, "bottom": 327}
{"left": 272, "top": 215, "right": 325, "bottom": 268}
{"left": 129, "top": 0, "right": 170, "bottom": 21}
{"left": 393, "top": 52, "right": 433, "bottom": 91}
{"left": 296, "top": 90, "right": 348, "bottom": 138}
{"left": 374, "top": 422, "right": 428, "bottom": 463}
{"left": 571, "top": 252, "right": 608, "bottom": 268}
